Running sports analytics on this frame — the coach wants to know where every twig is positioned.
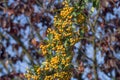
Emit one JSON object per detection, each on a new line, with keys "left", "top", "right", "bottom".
{"left": 76, "top": 45, "right": 94, "bottom": 62}
{"left": 92, "top": 2, "right": 101, "bottom": 80}
{"left": 7, "top": 33, "right": 34, "bottom": 65}
{"left": 26, "top": 17, "right": 43, "bottom": 41}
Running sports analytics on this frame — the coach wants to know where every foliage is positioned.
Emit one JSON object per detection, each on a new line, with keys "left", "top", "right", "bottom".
{"left": 25, "top": 1, "right": 86, "bottom": 80}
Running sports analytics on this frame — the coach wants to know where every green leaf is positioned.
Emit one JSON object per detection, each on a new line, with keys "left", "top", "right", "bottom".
{"left": 47, "top": 33, "right": 53, "bottom": 42}
{"left": 91, "top": 7, "right": 95, "bottom": 12}
{"left": 48, "top": 49, "right": 52, "bottom": 54}
{"left": 93, "top": 0, "right": 99, "bottom": 9}
{"left": 79, "top": 29, "right": 84, "bottom": 37}
{"left": 72, "top": 12, "right": 77, "bottom": 17}
{"left": 58, "top": 65, "right": 62, "bottom": 70}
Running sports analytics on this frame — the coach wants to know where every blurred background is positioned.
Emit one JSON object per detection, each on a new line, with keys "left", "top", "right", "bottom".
{"left": 0, "top": 0, "right": 120, "bottom": 80}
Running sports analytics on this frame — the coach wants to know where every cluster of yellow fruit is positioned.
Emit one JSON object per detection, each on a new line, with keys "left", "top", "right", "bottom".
{"left": 60, "top": 1, "right": 73, "bottom": 19}
{"left": 77, "top": 14, "right": 85, "bottom": 23}
{"left": 40, "top": 1, "right": 80, "bottom": 55}
{"left": 25, "top": 68, "right": 40, "bottom": 80}
{"left": 44, "top": 71, "right": 72, "bottom": 80}
{"left": 25, "top": 0, "right": 86, "bottom": 80}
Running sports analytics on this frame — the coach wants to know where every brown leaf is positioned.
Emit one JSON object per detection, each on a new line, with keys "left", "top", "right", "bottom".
{"left": 31, "top": 38, "right": 37, "bottom": 46}
{"left": 87, "top": 73, "right": 92, "bottom": 80}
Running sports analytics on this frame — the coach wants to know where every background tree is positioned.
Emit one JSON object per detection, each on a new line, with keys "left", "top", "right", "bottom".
{"left": 0, "top": 0, "right": 120, "bottom": 80}
{"left": 0, "top": 0, "right": 56, "bottom": 79}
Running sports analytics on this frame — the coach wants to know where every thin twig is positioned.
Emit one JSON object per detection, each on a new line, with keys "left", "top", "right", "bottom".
{"left": 92, "top": 2, "right": 101, "bottom": 80}
{"left": 26, "top": 17, "right": 43, "bottom": 41}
